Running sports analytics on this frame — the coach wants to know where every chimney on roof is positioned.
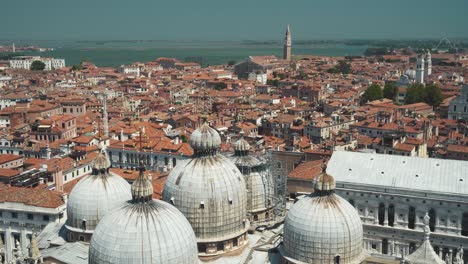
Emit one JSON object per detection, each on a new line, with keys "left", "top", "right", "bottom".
{"left": 174, "top": 136, "right": 180, "bottom": 145}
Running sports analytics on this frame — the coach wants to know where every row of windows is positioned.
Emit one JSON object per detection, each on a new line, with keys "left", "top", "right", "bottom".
{"left": 0, "top": 211, "right": 50, "bottom": 221}
{"left": 63, "top": 107, "right": 84, "bottom": 113}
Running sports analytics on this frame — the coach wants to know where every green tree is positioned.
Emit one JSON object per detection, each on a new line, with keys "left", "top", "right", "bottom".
{"left": 383, "top": 83, "right": 398, "bottom": 100}
{"left": 327, "top": 61, "right": 352, "bottom": 74}
{"left": 227, "top": 60, "right": 236, "bottom": 66}
{"left": 361, "top": 84, "right": 383, "bottom": 104}
{"left": 405, "top": 83, "right": 426, "bottom": 104}
{"left": 266, "top": 79, "right": 279, "bottom": 87}
{"left": 424, "top": 83, "right": 443, "bottom": 106}
{"left": 30, "top": 60, "right": 45, "bottom": 71}
{"left": 213, "top": 82, "right": 227, "bottom": 90}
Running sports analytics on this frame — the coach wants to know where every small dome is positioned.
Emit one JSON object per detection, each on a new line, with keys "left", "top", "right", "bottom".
{"left": 89, "top": 200, "right": 199, "bottom": 264}
{"left": 66, "top": 151, "right": 131, "bottom": 239}
{"left": 189, "top": 123, "right": 221, "bottom": 152}
{"left": 230, "top": 135, "right": 274, "bottom": 222}
{"left": 282, "top": 170, "right": 365, "bottom": 264}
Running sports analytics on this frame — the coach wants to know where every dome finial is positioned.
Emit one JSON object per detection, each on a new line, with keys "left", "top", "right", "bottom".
{"left": 92, "top": 148, "right": 110, "bottom": 176}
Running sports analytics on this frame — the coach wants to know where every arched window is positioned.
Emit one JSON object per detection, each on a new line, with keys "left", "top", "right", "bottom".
{"left": 388, "top": 204, "right": 395, "bottom": 227}
{"left": 462, "top": 212, "right": 468, "bottom": 236}
{"left": 334, "top": 255, "right": 341, "bottom": 264}
{"left": 409, "top": 242, "right": 416, "bottom": 254}
{"left": 382, "top": 239, "right": 388, "bottom": 254}
{"left": 429, "top": 209, "right": 436, "bottom": 232}
{"left": 277, "top": 162, "right": 281, "bottom": 169}
{"left": 378, "top": 203, "right": 385, "bottom": 226}
{"left": 408, "top": 206, "right": 416, "bottom": 229}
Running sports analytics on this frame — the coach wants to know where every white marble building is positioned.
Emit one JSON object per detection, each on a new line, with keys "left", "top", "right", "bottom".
{"left": 328, "top": 151, "right": 468, "bottom": 262}
{"left": 9, "top": 56, "right": 65, "bottom": 70}
{"left": 448, "top": 84, "right": 468, "bottom": 121}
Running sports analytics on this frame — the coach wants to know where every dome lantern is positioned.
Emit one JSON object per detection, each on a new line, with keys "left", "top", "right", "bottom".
{"left": 131, "top": 162, "right": 153, "bottom": 203}
{"left": 312, "top": 160, "right": 336, "bottom": 196}
{"left": 234, "top": 130, "right": 251, "bottom": 156}
{"left": 189, "top": 122, "right": 222, "bottom": 157}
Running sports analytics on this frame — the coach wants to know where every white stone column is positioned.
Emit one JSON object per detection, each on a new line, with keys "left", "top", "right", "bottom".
{"left": 449, "top": 248, "right": 453, "bottom": 264}
{"left": 374, "top": 208, "right": 379, "bottom": 225}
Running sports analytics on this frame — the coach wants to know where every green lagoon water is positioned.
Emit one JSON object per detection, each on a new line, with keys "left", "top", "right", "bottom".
{"left": 0, "top": 40, "right": 368, "bottom": 67}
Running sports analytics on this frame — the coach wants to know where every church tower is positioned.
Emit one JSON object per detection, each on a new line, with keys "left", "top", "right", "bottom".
{"left": 283, "top": 25, "right": 291, "bottom": 61}
{"left": 415, "top": 54, "right": 425, "bottom": 84}
{"left": 426, "top": 50, "right": 432, "bottom": 76}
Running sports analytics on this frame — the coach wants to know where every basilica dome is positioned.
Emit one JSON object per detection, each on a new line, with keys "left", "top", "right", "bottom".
{"left": 282, "top": 164, "right": 366, "bottom": 264}
{"left": 229, "top": 131, "right": 274, "bottom": 223}
{"left": 65, "top": 150, "right": 132, "bottom": 242}
{"left": 162, "top": 122, "right": 249, "bottom": 256}
{"left": 89, "top": 164, "right": 199, "bottom": 264}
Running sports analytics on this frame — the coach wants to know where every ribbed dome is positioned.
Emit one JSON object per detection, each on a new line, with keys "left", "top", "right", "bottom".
{"left": 66, "top": 151, "right": 132, "bottom": 236}
{"left": 163, "top": 157, "right": 248, "bottom": 242}
{"left": 282, "top": 171, "right": 365, "bottom": 264}
{"left": 89, "top": 200, "right": 199, "bottom": 264}
{"left": 189, "top": 123, "right": 221, "bottom": 154}
{"left": 230, "top": 136, "right": 274, "bottom": 221}
{"left": 234, "top": 131, "right": 250, "bottom": 154}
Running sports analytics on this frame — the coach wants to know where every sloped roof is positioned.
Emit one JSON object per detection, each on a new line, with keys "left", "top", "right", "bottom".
{"left": 328, "top": 151, "right": 468, "bottom": 197}
{"left": 404, "top": 239, "right": 444, "bottom": 264}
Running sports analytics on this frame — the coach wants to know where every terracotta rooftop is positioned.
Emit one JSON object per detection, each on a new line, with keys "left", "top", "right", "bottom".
{"left": 0, "top": 186, "right": 64, "bottom": 208}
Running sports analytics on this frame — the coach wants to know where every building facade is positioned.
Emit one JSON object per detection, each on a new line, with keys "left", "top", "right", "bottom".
{"left": 328, "top": 151, "right": 468, "bottom": 262}
{"left": 9, "top": 56, "right": 65, "bottom": 70}
{"left": 448, "top": 84, "right": 468, "bottom": 121}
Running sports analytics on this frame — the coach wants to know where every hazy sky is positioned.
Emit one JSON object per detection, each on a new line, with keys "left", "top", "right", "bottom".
{"left": 3, "top": 0, "right": 467, "bottom": 41}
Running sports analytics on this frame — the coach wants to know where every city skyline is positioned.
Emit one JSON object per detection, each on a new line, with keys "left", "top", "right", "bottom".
{"left": 3, "top": 0, "right": 468, "bottom": 41}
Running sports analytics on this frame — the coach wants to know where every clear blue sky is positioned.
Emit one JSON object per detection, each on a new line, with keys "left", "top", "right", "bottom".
{"left": 2, "top": 0, "right": 467, "bottom": 41}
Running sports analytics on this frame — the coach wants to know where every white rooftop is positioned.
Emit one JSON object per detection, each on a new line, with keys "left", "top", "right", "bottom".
{"left": 327, "top": 151, "right": 468, "bottom": 197}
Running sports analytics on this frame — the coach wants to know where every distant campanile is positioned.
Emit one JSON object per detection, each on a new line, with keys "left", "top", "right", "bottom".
{"left": 283, "top": 25, "right": 291, "bottom": 61}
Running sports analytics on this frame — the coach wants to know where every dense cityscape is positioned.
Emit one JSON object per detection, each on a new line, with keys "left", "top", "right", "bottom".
{"left": 1, "top": 7, "right": 468, "bottom": 263}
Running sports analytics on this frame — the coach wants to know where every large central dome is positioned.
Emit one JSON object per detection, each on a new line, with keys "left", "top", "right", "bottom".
{"left": 282, "top": 164, "right": 366, "bottom": 264}
{"left": 162, "top": 122, "right": 249, "bottom": 257}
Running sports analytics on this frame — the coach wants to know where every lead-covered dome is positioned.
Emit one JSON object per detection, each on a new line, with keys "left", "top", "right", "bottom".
{"left": 65, "top": 150, "right": 132, "bottom": 242}
{"left": 229, "top": 132, "right": 274, "bottom": 224}
{"left": 163, "top": 123, "right": 249, "bottom": 257}
{"left": 89, "top": 165, "right": 199, "bottom": 264}
{"left": 282, "top": 164, "right": 366, "bottom": 264}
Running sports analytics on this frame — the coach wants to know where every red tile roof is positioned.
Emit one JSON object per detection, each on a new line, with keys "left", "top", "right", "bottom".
{"left": 0, "top": 186, "right": 64, "bottom": 208}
